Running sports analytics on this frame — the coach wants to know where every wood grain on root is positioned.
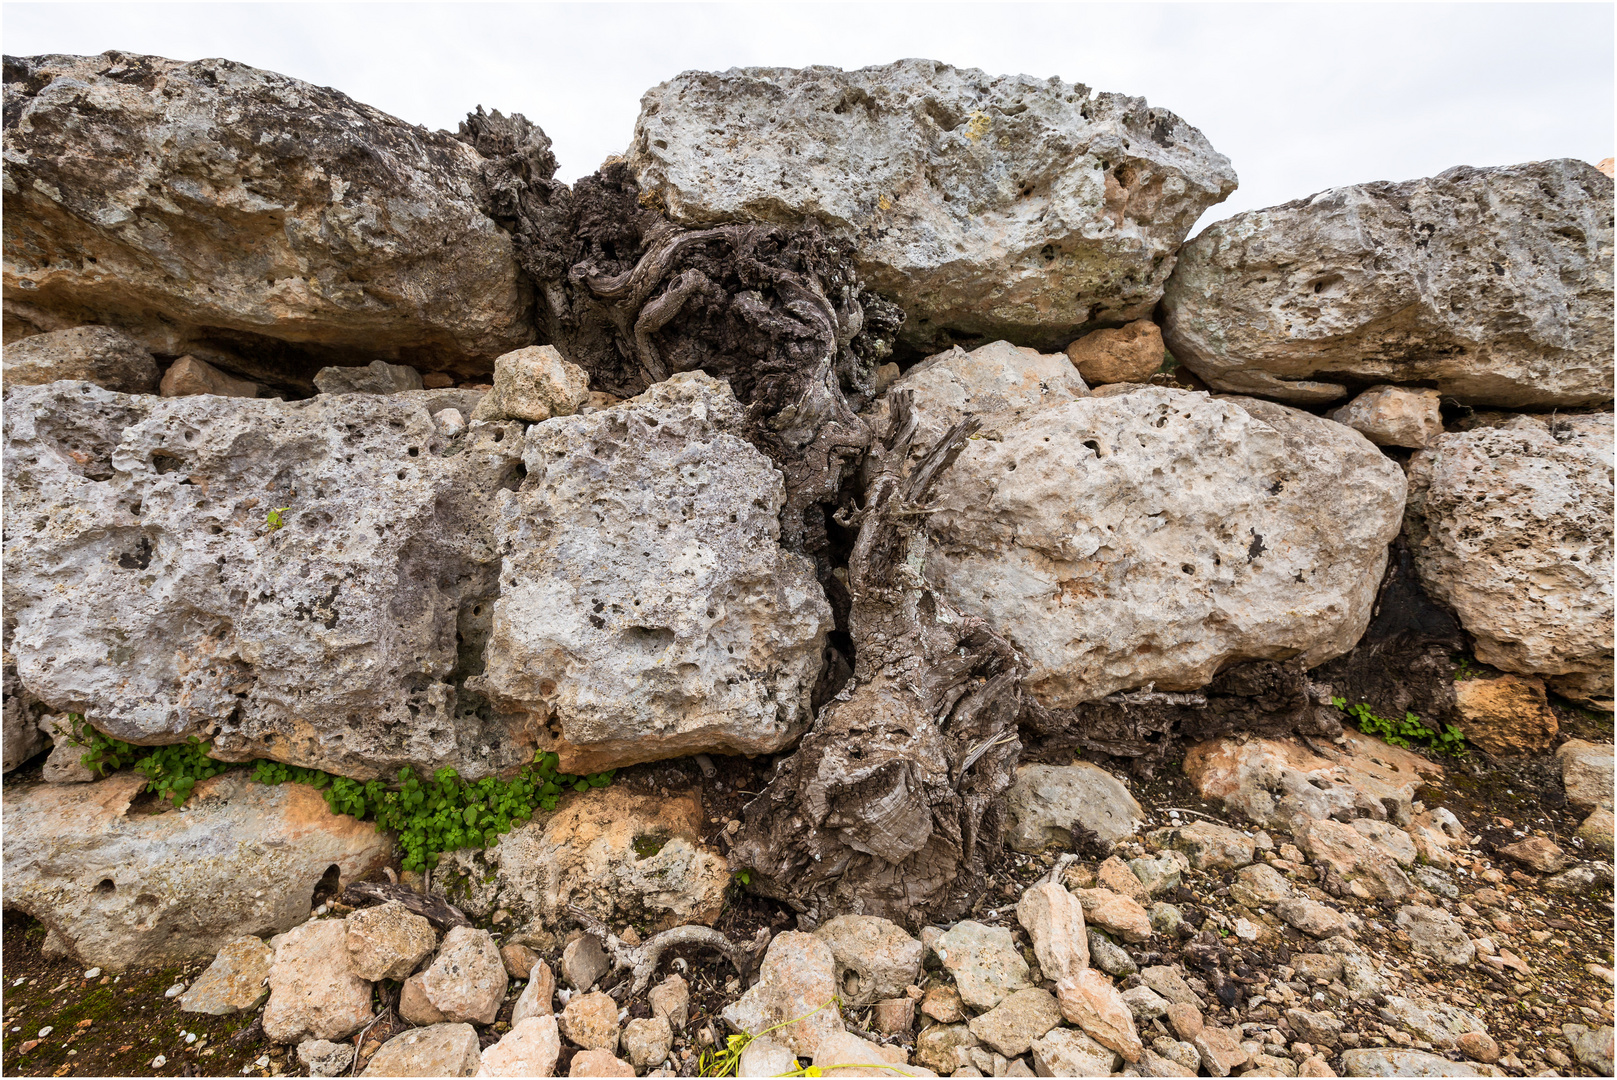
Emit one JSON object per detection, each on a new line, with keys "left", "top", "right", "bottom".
{"left": 340, "top": 881, "right": 472, "bottom": 930}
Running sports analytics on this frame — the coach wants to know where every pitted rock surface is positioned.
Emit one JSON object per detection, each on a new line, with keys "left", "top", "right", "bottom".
{"left": 721, "top": 931, "right": 843, "bottom": 1057}
{"left": 344, "top": 900, "right": 437, "bottom": 982}
{"left": 420, "top": 926, "right": 508, "bottom": 1025}
{"left": 1, "top": 326, "right": 159, "bottom": 393}
{"left": 361, "top": 1022, "right": 481, "bottom": 1077}
{"left": 812, "top": 915, "right": 923, "bottom": 1006}
{"left": 263, "top": 918, "right": 374, "bottom": 1044}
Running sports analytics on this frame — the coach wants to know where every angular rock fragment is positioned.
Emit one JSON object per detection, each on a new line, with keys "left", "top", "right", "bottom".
{"left": 811, "top": 1030, "right": 927, "bottom": 1077}
{"left": 421, "top": 927, "right": 508, "bottom": 1025}
{"left": 345, "top": 901, "right": 437, "bottom": 982}
{"left": 721, "top": 932, "right": 843, "bottom": 1057}
{"left": 1057, "top": 967, "right": 1143, "bottom": 1062}
{"left": 510, "top": 960, "right": 555, "bottom": 1025}
{"left": 565, "top": 1049, "right": 635, "bottom": 1076}
{"left": 179, "top": 936, "right": 273, "bottom": 1015}
{"left": 362, "top": 1023, "right": 481, "bottom": 1077}
{"left": 1294, "top": 818, "right": 1413, "bottom": 900}
{"left": 1338, "top": 1048, "right": 1484, "bottom": 1076}
{"left": 913, "top": 1024, "right": 979, "bottom": 1075}
{"left": 935, "top": 921, "right": 1033, "bottom": 1011}
{"left": 967, "top": 988, "right": 1062, "bottom": 1057}
{"left": 2, "top": 326, "right": 159, "bottom": 393}
{"left": 630, "top": 60, "right": 1236, "bottom": 353}
{"left": 647, "top": 974, "right": 688, "bottom": 1030}
{"left": 1452, "top": 674, "right": 1559, "bottom": 755}
{"left": 1030, "top": 1026, "right": 1120, "bottom": 1077}
{"left": 314, "top": 361, "right": 425, "bottom": 396}
{"left": 1496, "top": 836, "right": 1567, "bottom": 873}
{"left": 478, "top": 1015, "right": 561, "bottom": 1077}
{"left": 1162, "top": 160, "right": 1614, "bottom": 408}
{"left": 560, "top": 991, "right": 620, "bottom": 1053}
{"left": 159, "top": 356, "right": 260, "bottom": 398}
{"left": 623, "top": 1016, "right": 672, "bottom": 1069}
{"left": 1016, "top": 880, "right": 1088, "bottom": 984}
{"left": 1377, "top": 995, "right": 1488, "bottom": 1049}
{"left": 812, "top": 915, "right": 923, "bottom": 1006}
{"left": 1558, "top": 739, "right": 1616, "bottom": 810}
{"left": 1394, "top": 905, "right": 1475, "bottom": 966}
{"left": 1005, "top": 763, "right": 1143, "bottom": 852}
{"left": 469, "top": 346, "right": 589, "bottom": 424}
{"left": 1065, "top": 321, "right": 1166, "bottom": 386}
{"left": 561, "top": 935, "right": 611, "bottom": 991}
{"left": 263, "top": 919, "right": 374, "bottom": 1043}
{"left": 1148, "top": 822, "right": 1255, "bottom": 872}
{"left": 1073, "top": 888, "right": 1151, "bottom": 944}
{"left": 1326, "top": 386, "right": 1444, "bottom": 449}
{"left": 298, "top": 1040, "right": 356, "bottom": 1078}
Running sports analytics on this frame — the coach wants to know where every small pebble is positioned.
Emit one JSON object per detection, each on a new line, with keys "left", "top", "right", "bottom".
{"left": 37, "top": 1026, "right": 53, "bottom": 1038}
{"left": 185, "top": 1032, "right": 198, "bottom": 1044}
{"left": 83, "top": 968, "right": 101, "bottom": 980}
{"left": 164, "top": 982, "right": 187, "bottom": 998}
{"left": 152, "top": 1054, "right": 167, "bottom": 1068}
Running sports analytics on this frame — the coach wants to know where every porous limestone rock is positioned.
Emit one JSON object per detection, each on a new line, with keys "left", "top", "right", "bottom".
{"left": 968, "top": 989, "right": 1062, "bottom": 1057}
{"left": 470, "top": 346, "right": 590, "bottom": 424}
{"left": 1338, "top": 1048, "right": 1484, "bottom": 1077}
{"left": 925, "top": 387, "right": 1405, "bottom": 706}
{"left": 511, "top": 960, "right": 556, "bottom": 1024}
{"left": 935, "top": 921, "right": 1033, "bottom": 1011}
{"left": 1146, "top": 822, "right": 1254, "bottom": 873}
{"left": 362, "top": 1023, "right": 481, "bottom": 1078}
{"left": 344, "top": 900, "right": 437, "bottom": 982}
{"left": 1326, "top": 386, "right": 1444, "bottom": 448}
{"left": 421, "top": 927, "right": 508, "bottom": 1025}
{"left": 2, "top": 52, "right": 533, "bottom": 388}
{"left": 737, "top": 1036, "right": 799, "bottom": 1078}
{"left": 400, "top": 973, "right": 446, "bottom": 1026}
{"left": 1295, "top": 818, "right": 1412, "bottom": 901}
{"left": 721, "top": 932, "right": 843, "bottom": 1058}
{"left": 1161, "top": 160, "right": 1614, "bottom": 407}
{"left": 1005, "top": 763, "right": 1144, "bottom": 851}
{"left": 559, "top": 991, "right": 620, "bottom": 1053}
{"left": 1074, "top": 889, "right": 1151, "bottom": 944}
{"left": 478, "top": 1016, "right": 560, "bottom": 1078}
{"left": 1, "top": 326, "right": 158, "bottom": 393}
{"left": 1065, "top": 321, "right": 1166, "bottom": 386}
{"left": 1377, "top": 995, "right": 1488, "bottom": 1050}
{"left": 811, "top": 1029, "right": 929, "bottom": 1077}
{"left": 298, "top": 1040, "right": 356, "bottom": 1078}
{"left": 648, "top": 974, "right": 689, "bottom": 1030}
{"left": 2, "top": 659, "right": 50, "bottom": 772}
{"left": 1407, "top": 413, "right": 1613, "bottom": 710}
{"left": 159, "top": 355, "right": 260, "bottom": 398}
{"left": 1031, "top": 1027, "right": 1121, "bottom": 1077}
{"left": 473, "top": 372, "right": 832, "bottom": 772}
{"left": 2, "top": 382, "right": 541, "bottom": 779}
{"left": 314, "top": 360, "right": 425, "bottom": 396}
{"left": 179, "top": 935, "right": 273, "bottom": 1015}
{"left": 263, "top": 918, "right": 374, "bottom": 1043}
{"left": 566, "top": 1049, "right": 635, "bottom": 1077}
{"left": 1558, "top": 739, "right": 1615, "bottom": 811}
{"left": 1016, "top": 880, "right": 1088, "bottom": 984}
{"left": 36, "top": 713, "right": 93, "bottom": 783}
{"left": 812, "top": 915, "right": 924, "bottom": 1006}
{"left": 437, "top": 785, "right": 728, "bottom": 932}
{"left": 629, "top": 60, "right": 1237, "bottom": 353}
{"left": 1451, "top": 674, "right": 1559, "bottom": 755}
{"left": 1, "top": 771, "right": 391, "bottom": 971}
{"left": 623, "top": 1015, "right": 672, "bottom": 1070}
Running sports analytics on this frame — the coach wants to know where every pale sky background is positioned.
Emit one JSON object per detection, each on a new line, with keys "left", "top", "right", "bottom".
{"left": 4, "top": 2, "right": 1612, "bottom": 234}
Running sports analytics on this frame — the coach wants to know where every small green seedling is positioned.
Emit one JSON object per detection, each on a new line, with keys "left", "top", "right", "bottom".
{"left": 1332, "top": 697, "right": 1468, "bottom": 757}
{"left": 265, "top": 507, "right": 290, "bottom": 530}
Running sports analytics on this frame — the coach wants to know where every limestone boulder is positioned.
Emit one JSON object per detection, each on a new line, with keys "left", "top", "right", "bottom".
{"left": 2, "top": 326, "right": 158, "bottom": 393}
{"left": 1327, "top": 386, "right": 1444, "bottom": 449}
{"left": 470, "top": 346, "right": 590, "bottom": 424}
{"left": 362, "top": 1023, "right": 481, "bottom": 1077}
{"left": 3, "top": 52, "right": 532, "bottom": 390}
{"left": 1161, "top": 160, "right": 1614, "bottom": 408}
{"left": 967, "top": 988, "right": 1062, "bottom": 1058}
{"left": 812, "top": 915, "right": 923, "bottom": 1006}
{"left": 1066, "top": 321, "right": 1166, "bottom": 386}
{"left": 1, "top": 771, "right": 391, "bottom": 970}
{"left": 1, "top": 381, "right": 538, "bottom": 779}
{"left": 721, "top": 932, "right": 843, "bottom": 1057}
{"left": 1452, "top": 674, "right": 1559, "bottom": 755}
{"left": 314, "top": 361, "right": 425, "bottom": 396}
{"left": 629, "top": 60, "right": 1236, "bottom": 353}
{"left": 1016, "top": 880, "right": 1089, "bottom": 985}
{"left": 473, "top": 372, "right": 832, "bottom": 773}
{"left": 1338, "top": 1048, "right": 1484, "bottom": 1077}
{"left": 1005, "top": 763, "right": 1143, "bottom": 852}
{"left": 179, "top": 935, "right": 273, "bottom": 1015}
{"left": 1147, "top": 822, "right": 1254, "bottom": 873}
{"left": 421, "top": 927, "right": 508, "bottom": 1026}
{"left": 925, "top": 388, "right": 1405, "bottom": 707}
{"left": 263, "top": 918, "right": 374, "bottom": 1043}
{"left": 559, "top": 991, "right": 620, "bottom": 1053}
{"left": 1031, "top": 1027, "right": 1121, "bottom": 1077}
{"left": 344, "top": 901, "right": 437, "bottom": 982}
{"left": 1408, "top": 413, "right": 1613, "bottom": 709}
{"left": 438, "top": 785, "right": 727, "bottom": 932}
{"left": 811, "top": 1029, "right": 930, "bottom": 1077}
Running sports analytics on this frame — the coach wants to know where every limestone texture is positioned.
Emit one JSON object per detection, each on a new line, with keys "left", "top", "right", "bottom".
{"left": 1057, "top": 967, "right": 1143, "bottom": 1063}
{"left": 421, "top": 927, "right": 508, "bottom": 1025}
{"left": 263, "top": 918, "right": 374, "bottom": 1043}
{"left": 2, "top": 325, "right": 158, "bottom": 393}
{"left": 721, "top": 932, "right": 843, "bottom": 1057}
{"left": 1559, "top": 739, "right": 1615, "bottom": 810}
{"left": 3, "top": 52, "right": 533, "bottom": 389}
{"left": 1452, "top": 674, "right": 1559, "bottom": 755}
{"left": 1065, "top": 321, "right": 1166, "bottom": 385}
{"left": 629, "top": 60, "right": 1236, "bottom": 353}
{"left": 477, "top": 1015, "right": 560, "bottom": 1078}
{"left": 314, "top": 361, "right": 424, "bottom": 396}
{"left": 1326, "top": 386, "right": 1444, "bottom": 448}
{"left": 935, "top": 921, "right": 1033, "bottom": 1011}
{"left": 1016, "top": 880, "right": 1089, "bottom": 985}
{"left": 1005, "top": 763, "right": 1144, "bottom": 851}
{"left": 469, "top": 346, "right": 589, "bottom": 424}
{"left": 362, "top": 1023, "right": 481, "bottom": 1077}
{"left": 812, "top": 915, "right": 924, "bottom": 1006}
{"left": 925, "top": 388, "right": 1405, "bottom": 706}
{"left": 344, "top": 900, "right": 437, "bottom": 982}
{"left": 178, "top": 935, "right": 273, "bottom": 1015}
{"left": 159, "top": 355, "right": 260, "bottom": 398}
{"left": 1161, "top": 160, "right": 1614, "bottom": 407}
{"left": 559, "top": 991, "right": 620, "bottom": 1053}
{"left": 968, "top": 988, "right": 1062, "bottom": 1057}
{"left": 1407, "top": 413, "right": 1613, "bottom": 710}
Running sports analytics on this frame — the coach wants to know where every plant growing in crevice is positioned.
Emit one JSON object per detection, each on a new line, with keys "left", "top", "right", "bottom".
{"left": 1331, "top": 697, "right": 1468, "bottom": 757}
{"left": 66, "top": 716, "right": 230, "bottom": 807}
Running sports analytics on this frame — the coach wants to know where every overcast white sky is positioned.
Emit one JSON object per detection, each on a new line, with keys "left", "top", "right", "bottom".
{"left": 4, "top": 2, "right": 1612, "bottom": 233}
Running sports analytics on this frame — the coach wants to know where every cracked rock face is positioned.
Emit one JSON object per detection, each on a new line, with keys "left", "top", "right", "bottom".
{"left": 2, "top": 52, "right": 533, "bottom": 390}
{"left": 924, "top": 386, "right": 1406, "bottom": 706}
{"left": 474, "top": 372, "right": 832, "bottom": 773}
{"left": 1407, "top": 413, "right": 1613, "bottom": 710}
{"left": 629, "top": 60, "right": 1237, "bottom": 353}
{"left": 1161, "top": 160, "right": 1614, "bottom": 407}
{"left": 2, "top": 382, "right": 532, "bottom": 779}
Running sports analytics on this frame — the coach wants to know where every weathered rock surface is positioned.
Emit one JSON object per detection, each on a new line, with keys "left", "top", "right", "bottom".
{"left": 474, "top": 372, "right": 832, "bottom": 772}
{"left": 935, "top": 921, "right": 1033, "bottom": 1010}
{"left": 1006, "top": 763, "right": 1143, "bottom": 851}
{"left": 721, "top": 932, "right": 843, "bottom": 1057}
{"left": 345, "top": 901, "right": 436, "bottom": 982}
{"left": 478, "top": 1015, "right": 560, "bottom": 1078}
{"left": 811, "top": 1029, "right": 928, "bottom": 1077}
{"left": 439, "top": 786, "right": 727, "bottom": 932}
{"left": 2, "top": 660, "right": 50, "bottom": 772}
{"left": 925, "top": 387, "right": 1405, "bottom": 706}
{"left": 629, "top": 60, "right": 1236, "bottom": 353}
{"left": 3, "top": 52, "right": 533, "bottom": 389}
{"left": 1161, "top": 160, "right": 1614, "bottom": 407}
{"left": 566, "top": 1049, "right": 635, "bottom": 1077}
{"left": 178, "top": 935, "right": 272, "bottom": 1015}
{"left": 263, "top": 918, "right": 374, "bottom": 1043}
{"left": 314, "top": 361, "right": 424, "bottom": 396}
{"left": 736, "top": 1036, "right": 798, "bottom": 1078}
{"left": 1148, "top": 822, "right": 1255, "bottom": 873}
{"left": 421, "top": 927, "right": 508, "bottom": 1025}
{"left": 399, "top": 973, "right": 446, "bottom": 1026}
{"left": 470, "top": 346, "right": 589, "bottom": 424}
{"left": 1395, "top": 905, "right": 1475, "bottom": 966}
{"left": 1559, "top": 739, "right": 1615, "bottom": 810}
{"left": 813, "top": 915, "right": 923, "bottom": 1006}
{"left": 647, "top": 974, "right": 688, "bottom": 1030}
{"left": 2, "top": 382, "right": 542, "bottom": 779}
{"left": 913, "top": 1022, "right": 979, "bottom": 1074}
{"left": 1451, "top": 674, "right": 1559, "bottom": 755}
{"left": 1057, "top": 967, "right": 1143, "bottom": 1062}
{"left": 1377, "top": 995, "right": 1488, "bottom": 1049}
{"left": 1338, "top": 1048, "right": 1483, "bottom": 1077}
{"left": 1497, "top": 836, "right": 1567, "bottom": 873}
{"left": 1, "top": 325, "right": 159, "bottom": 393}
{"left": 1074, "top": 888, "right": 1152, "bottom": 944}
{"left": 1032, "top": 1026, "right": 1121, "bottom": 1076}
{"left": 1563, "top": 1023, "right": 1616, "bottom": 1077}
{"left": 559, "top": 991, "right": 620, "bottom": 1053}
{"left": 1, "top": 771, "right": 391, "bottom": 970}
{"left": 1017, "top": 880, "right": 1088, "bottom": 984}
{"left": 1295, "top": 818, "right": 1412, "bottom": 900}
{"left": 1326, "top": 386, "right": 1444, "bottom": 448}
{"left": 363, "top": 1023, "right": 481, "bottom": 1077}
{"left": 1406, "top": 413, "right": 1613, "bottom": 709}
{"left": 159, "top": 355, "right": 260, "bottom": 398}
{"left": 298, "top": 1039, "right": 356, "bottom": 1078}
{"left": 967, "top": 988, "right": 1061, "bottom": 1057}
{"left": 511, "top": 960, "right": 555, "bottom": 1025}
{"left": 623, "top": 1015, "right": 672, "bottom": 1070}
{"left": 1065, "top": 321, "right": 1166, "bottom": 386}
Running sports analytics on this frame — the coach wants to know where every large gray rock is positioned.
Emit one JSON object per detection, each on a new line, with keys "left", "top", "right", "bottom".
{"left": 2, "top": 326, "right": 159, "bottom": 393}
{"left": 629, "top": 60, "right": 1237, "bottom": 353}
{"left": 2, "top": 381, "right": 536, "bottom": 778}
{"left": 1, "top": 771, "right": 392, "bottom": 971}
{"left": 1006, "top": 763, "right": 1143, "bottom": 852}
{"left": 473, "top": 372, "right": 832, "bottom": 773}
{"left": 924, "top": 386, "right": 1406, "bottom": 706}
{"left": 2, "top": 52, "right": 533, "bottom": 388}
{"left": 2, "top": 658, "right": 49, "bottom": 772}
{"left": 1162, "top": 159, "right": 1614, "bottom": 407}
{"left": 1407, "top": 413, "right": 1613, "bottom": 710}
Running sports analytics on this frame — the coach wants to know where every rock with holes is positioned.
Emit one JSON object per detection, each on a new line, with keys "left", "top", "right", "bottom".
{"left": 2, "top": 660, "right": 50, "bottom": 774}
{"left": 1326, "top": 386, "right": 1444, "bottom": 449}
{"left": 472, "top": 372, "right": 832, "bottom": 773}
{"left": 0, "top": 770, "right": 391, "bottom": 971}
{"left": 264, "top": 918, "right": 375, "bottom": 1043}
{"left": 1161, "top": 160, "right": 1614, "bottom": 408}
{"left": 362, "top": 1023, "right": 481, "bottom": 1078}
{"left": 2, "top": 52, "right": 532, "bottom": 392}
{"left": 1407, "top": 413, "right": 1613, "bottom": 710}
{"left": 923, "top": 387, "right": 1405, "bottom": 707}
{"left": 469, "top": 346, "right": 590, "bottom": 425}
{"left": 813, "top": 915, "right": 924, "bottom": 1006}
{"left": 0, "top": 381, "right": 538, "bottom": 780}
{"left": 629, "top": 60, "right": 1236, "bottom": 354}
{"left": 436, "top": 784, "right": 728, "bottom": 933}
{"left": 1, "top": 326, "right": 160, "bottom": 394}
{"left": 936, "top": 920, "right": 1034, "bottom": 1011}
{"left": 421, "top": 927, "right": 509, "bottom": 1025}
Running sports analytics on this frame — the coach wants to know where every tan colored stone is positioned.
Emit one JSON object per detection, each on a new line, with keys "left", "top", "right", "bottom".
{"left": 1147, "top": 822, "right": 1255, "bottom": 872}
{"left": 1579, "top": 808, "right": 1615, "bottom": 854}
{"left": 1452, "top": 675, "right": 1558, "bottom": 755}
{"left": 1056, "top": 967, "right": 1143, "bottom": 1063}
{"left": 1065, "top": 321, "right": 1165, "bottom": 385}
{"left": 1327, "top": 386, "right": 1444, "bottom": 449}
{"left": 936, "top": 921, "right": 1034, "bottom": 1010}
{"left": 1294, "top": 818, "right": 1412, "bottom": 900}
{"left": 470, "top": 346, "right": 590, "bottom": 424}
{"left": 813, "top": 915, "right": 923, "bottom": 1005}
{"left": 314, "top": 361, "right": 424, "bottom": 395}
{"left": 345, "top": 901, "right": 437, "bottom": 982}
{"left": 500, "top": 943, "right": 539, "bottom": 981}
{"left": 363, "top": 1023, "right": 480, "bottom": 1077}
{"left": 511, "top": 960, "right": 555, "bottom": 1024}
{"left": 567, "top": 1049, "right": 635, "bottom": 1077}
{"left": 1456, "top": 1031, "right": 1499, "bottom": 1064}
{"left": 560, "top": 991, "right": 620, "bottom": 1053}
{"left": 648, "top": 973, "right": 689, "bottom": 1029}
{"left": 1497, "top": 836, "right": 1567, "bottom": 873}
{"left": 623, "top": 1015, "right": 672, "bottom": 1069}
{"left": 737, "top": 1037, "right": 799, "bottom": 1078}
{"left": 400, "top": 973, "right": 447, "bottom": 1026}
{"left": 1166, "top": 1001, "right": 1203, "bottom": 1041}
{"left": 811, "top": 1029, "right": 933, "bottom": 1077}
{"left": 873, "top": 997, "right": 914, "bottom": 1035}
{"left": 721, "top": 931, "right": 842, "bottom": 1057}
{"left": 968, "top": 988, "right": 1062, "bottom": 1056}
{"left": 478, "top": 1015, "right": 561, "bottom": 1077}
{"left": 913, "top": 1023, "right": 979, "bottom": 1074}
{"left": 1297, "top": 1055, "right": 1336, "bottom": 1077}
{"left": 1074, "top": 888, "right": 1151, "bottom": 943}
{"left": 1559, "top": 739, "right": 1615, "bottom": 811}
{"left": 159, "top": 355, "right": 259, "bottom": 398}
{"left": 263, "top": 919, "right": 374, "bottom": 1043}
{"left": 1098, "top": 856, "right": 1150, "bottom": 904}
{"left": 1191, "top": 1025, "right": 1249, "bottom": 1077}
{"left": 421, "top": 927, "right": 508, "bottom": 1026}
{"left": 1, "top": 325, "right": 159, "bottom": 393}
{"left": 562, "top": 935, "right": 611, "bottom": 991}
{"left": 179, "top": 936, "right": 272, "bottom": 1016}
{"left": 1016, "top": 880, "right": 1088, "bottom": 985}
{"left": 1599, "top": 158, "right": 1615, "bottom": 179}
{"left": 920, "top": 983, "right": 965, "bottom": 1024}
{"left": 1031, "top": 1026, "right": 1121, "bottom": 1076}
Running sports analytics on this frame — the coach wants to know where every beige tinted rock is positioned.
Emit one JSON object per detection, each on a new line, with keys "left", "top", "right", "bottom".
{"left": 400, "top": 973, "right": 446, "bottom": 1026}
{"left": 1098, "top": 856, "right": 1150, "bottom": 904}
{"left": 1350, "top": 818, "right": 1418, "bottom": 867}
{"left": 926, "top": 388, "right": 1404, "bottom": 707}
{"left": 1016, "top": 880, "right": 1089, "bottom": 984}
{"left": 1166, "top": 1002, "right": 1203, "bottom": 1041}
{"left": 438, "top": 786, "right": 728, "bottom": 933}
{"left": 936, "top": 921, "right": 1033, "bottom": 1010}
{"left": 314, "top": 361, "right": 424, "bottom": 396}
{"left": 421, "top": 927, "right": 508, "bottom": 1025}
{"left": 1065, "top": 321, "right": 1165, "bottom": 385}
{"left": 1295, "top": 818, "right": 1412, "bottom": 900}
{"left": 3, "top": 53, "right": 532, "bottom": 386}
{"left": 345, "top": 901, "right": 436, "bottom": 981}
{"left": 1407, "top": 414, "right": 1613, "bottom": 710}
{"left": 813, "top": 915, "right": 923, "bottom": 1005}
{"left": 179, "top": 936, "right": 273, "bottom": 1015}
{"left": 1284, "top": 1009, "right": 1344, "bottom": 1049}
{"left": 1140, "top": 966, "right": 1200, "bottom": 1008}
{"left": 1497, "top": 836, "right": 1567, "bottom": 873}
{"left": 1057, "top": 967, "right": 1143, "bottom": 1062}
{"left": 624, "top": 1016, "right": 672, "bottom": 1069}
{"left": 1275, "top": 897, "right": 1349, "bottom": 939}
{"left": 1121, "top": 985, "right": 1170, "bottom": 1020}
{"left": 721, "top": 931, "right": 843, "bottom": 1057}
{"left": 263, "top": 919, "right": 374, "bottom": 1043}
{"left": 968, "top": 988, "right": 1062, "bottom": 1057}
{"left": 1149, "top": 1038, "right": 1202, "bottom": 1074}
{"left": 1395, "top": 905, "right": 1475, "bottom": 966}
{"left": 1162, "top": 160, "right": 1614, "bottom": 408}
{"left": 2, "top": 326, "right": 159, "bottom": 393}
{"left": 873, "top": 998, "right": 914, "bottom": 1035}
{"left": 1074, "top": 889, "right": 1151, "bottom": 944}
{"left": 37, "top": 716, "right": 93, "bottom": 784}
{"left": 1377, "top": 996, "right": 1487, "bottom": 1050}
{"left": 1456, "top": 1031, "right": 1499, "bottom": 1064}
{"left": 648, "top": 974, "right": 688, "bottom": 1029}
{"left": 1297, "top": 1055, "right": 1336, "bottom": 1077}
{"left": 560, "top": 991, "right": 620, "bottom": 1053}
{"left": 630, "top": 61, "right": 1236, "bottom": 354}
{"left": 566, "top": 1049, "right": 635, "bottom": 1077}
{"left": 737, "top": 1036, "right": 799, "bottom": 1078}
{"left": 2, "top": 662, "right": 51, "bottom": 774}
{"left": 298, "top": 1039, "right": 356, "bottom": 1078}
{"left": 562, "top": 935, "right": 611, "bottom": 991}
{"left": 920, "top": 984, "right": 965, "bottom": 1024}
{"left": 1, "top": 772, "right": 391, "bottom": 971}
{"left": 500, "top": 943, "right": 539, "bottom": 981}
{"left": 1327, "top": 386, "right": 1444, "bottom": 449}
{"left": 1452, "top": 675, "right": 1559, "bottom": 755}
{"left": 1191, "top": 1025, "right": 1249, "bottom": 1077}
{"left": 1148, "top": 822, "right": 1255, "bottom": 872}
{"left": 474, "top": 373, "right": 832, "bottom": 773}
{"left": 510, "top": 960, "right": 555, "bottom": 1024}
{"left": 812, "top": 1030, "right": 929, "bottom": 1077}
{"left": 1563, "top": 1023, "right": 1616, "bottom": 1076}
{"left": 1578, "top": 808, "right": 1615, "bottom": 853}
{"left": 363, "top": 1023, "right": 481, "bottom": 1077}
{"left": 913, "top": 1024, "right": 979, "bottom": 1075}
{"left": 1337, "top": 1048, "right": 1483, "bottom": 1076}
{"left": 478, "top": 1015, "right": 561, "bottom": 1077}
{"left": 470, "top": 347, "right": 589, "bottom": 424}
{"left": 1231, "top": 864, "right": 1294, "bottom": 908}
{"left": 159, "top": 355, "right": 260, "bottom": 398}
{"left": 1558, "top": 739, "right": 1615, "bottom": 810}
{"left": 1031, "top": 1027, "right": 1120, "bottom": 1077}
{"left": 1006, "top": 763, "right": 1143, "bottom": 852}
